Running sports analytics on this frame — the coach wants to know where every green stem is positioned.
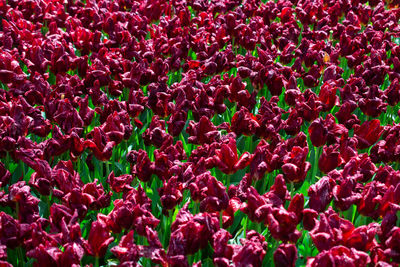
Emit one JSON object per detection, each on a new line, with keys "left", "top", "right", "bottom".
{"left": 192, "top": 201, "right": 199, "bottom": 215}
{"left": 105, "top": 162, "right": 110, "bottom": 177}
{"left": 170, "top": 209, "right": 174, "bottom": 225}
{"left": 188, "top": 254, "right": 194, "bottom": 266}
{"left": 95, "top": 256, "right": 99, "bottom": 267}
{"left": 226, "top": 174, "right": 231, "bottom": 188}
{"left": 261, "top": 175, "right": 267, "bottom": 195}
{"left": 163, "top": 209, "right": 173, "bottom": 248}
{"left": 220, "top": 211, "right": 223, "bottom": 229}
{"left": 21, "top": 161, "right": 25, "bottom": 180}
{"left": 77, "top": 156, "right": 81, "bottom": 173}
{"left": 17, "top": 247, "right": 24, "bottom": 267}
{"left": 290, "top": 182, "right": 294, "bottom": 197}
{"left": 105, "top": 162, "right": 110, "bottom": 190}
{"left": 255, "top": 178, "right": 262, "bottom": 193}
{"left": 256, "top": 222, "right": 262, "bottom": 233}
{"left": 243, "top": 216, "right": 248, "bottom": 235}
{"left": 6, "top": 152, "right": 10, "bottom": 167}
{"left": 311, "top": 146, "right": 321, "bottom": 183}
{"left": 15, "top": 201, "right": 25, "bottom": 266}
{"left": 99, "top": 162, "right": 103, "bottom": 182}
{"left": 143, "top": 181, "right": 147, "bottom": 194}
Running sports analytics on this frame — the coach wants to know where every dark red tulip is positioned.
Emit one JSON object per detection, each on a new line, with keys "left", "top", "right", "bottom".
{"left": 295, "top": 90, "right": 322, "bottom": 122}
{"left": 110, "top": 230, "right": 141, "bottom": 263}
{"left": 318, "top": 145, "right": 343, "bottom": 174}
{"left": 353, "top": 120, "right": 383, "bottom": 150}
{"left": 212, "top": 229, "right": 234, "bottom": 262}
{"left": 309, "top": 207, "right": 354, "bottom": 251}
{"left": 142, "top": 115, "right": 172, "bottom": 148}
{"left": 274, "top": 244, "right": 297, "bottom": 267}
{"left": 284, "top": 109, "right": 303, "bottom": 136}
{"left": 303, "top": 209, "right": 319, "bottom": 231}
{"left": 188, "top": 172, "right": 228, "bottom": 213}
{"left": 84, "top": 127, "right": 115, "bottom": 161}
{"left": 333, "top": 177, "right": 362, "bottom": 211}
{"left": 186, "top": 116, "right": 220, "bottom": 145}
{"left": 232, "top": 230, "right": 268, "bottom": 267}
{"left": 307, "top": 246, "right": 370, "bottom": 266}
{"left": 8, "top": 181, "right": 40, "bottom": 224}
{"left": 335, "top": 101, "right": 360, "bottom": 129}
{"left": 158, "top": 175, "right": 183, "bottom": 211}
{"left": 282, "top": 146, "right": 311, "bottom": 183}
{"left": 344, "top": 223, "right": 379, "bottom": 252}
{"left": 231, "top": 106, "right": 260, "bottom": 136}
{"left": 214, "top": 138, "right": 252, "bottom": 174}
{"left": 0, "top": 212, "right": 21, "bottom": 248}
{"left": 385, "top": 78, "right": 400, "bottom": 106}
{"left": 26, "top": 244, "right": 62, "bottom": 267}
{"left": 308, "top": 118, "right": 328, "bottom": 147}
{"left": 127, "top": 149, "right": 154, "bottom": 182}
{"left": 87, "top": 216, "right": 114, "bottom": 258}
{"left": 318, "top": 82, "right": 339, "bottom": 112}
{"left": 255, "top": 96, "right": 285, "bottom": 140}
{"left": 308, "top": 177, "right": 336, "bottom": 213}
{"left": 168, "top": 205, "right": 219, "bottom": 256}
{"left": 107, "top": 171, "right": 133, "bottom": 193}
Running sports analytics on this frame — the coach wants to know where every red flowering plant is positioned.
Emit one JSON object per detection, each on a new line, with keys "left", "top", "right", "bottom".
{"left": 1, "top": 0, "right": 400, "bottom": 266}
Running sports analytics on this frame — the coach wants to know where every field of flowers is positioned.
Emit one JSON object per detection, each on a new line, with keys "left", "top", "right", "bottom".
{"left": 1, "top": 0, "right": 400, "bottom": 266}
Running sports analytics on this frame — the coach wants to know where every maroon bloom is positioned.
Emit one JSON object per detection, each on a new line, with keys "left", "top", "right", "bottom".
{"left": 232, "top": 230, "right": 268, "bottom": 267}
{"left": 110, "top": 230, "right": 141, "bottom": 264}
{"left": 353, "top": 120, "right": 383, "bottom": 150}
{"left": 282, "top": 146, "right": 311, "bottom": 183}
{"left": 318, "top": 145, "right": 343, "bottom": 174}
{"left": 307, "top": 246, "right": 370, "bottom": 266}
{"left": 308, "top": 177, "right": 336, "bottom": 213}
{"left": 309, "top": 118, "right": 328, "bottom": 147}
{"left": 214, "top": 138, "right": 252, "bottom": 174}
{"left": 107, "top": 171, "right": 133, "bottom": 193}
{"left": 231, "top": 107, "right": 259, "bottom": 136}
{"left": 87, "top": 216, "right": 114, "bottom": 258}
{"left": 318, "top": 82, "right": 339, "bottom": 112}
{"left": 188, "top": 172, "right": 229, "bottom": 213}
{"left": 84, "top": 127, "right": 116, "bottom": 161}
{"left": 127, "top": 149, "right": 154, "bottom": 182}
{"left": 186, "top": 116, "right": 220, "bottom": 145}
{"left": 168, "top": 205, "right": 219, "bottom": 257}
{"left": 274, "top": 244, "right": 297, "bottom": 267}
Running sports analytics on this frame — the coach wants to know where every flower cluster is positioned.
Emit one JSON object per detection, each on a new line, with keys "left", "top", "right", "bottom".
{"left": 0, "top": 0, "right": 400, "bottom": 266}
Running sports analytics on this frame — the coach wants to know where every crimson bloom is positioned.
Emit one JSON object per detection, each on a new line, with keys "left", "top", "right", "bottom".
{"left": 231, "top": 107, "right": 259, "bottom": 136}
{"left": 308, "top": 177, "right": 336, "bottom": 212}
{"left": 307, "top": 246, "right": 370, "bottom": 266}
{"left": 353, "top": 119, "right": 383, "bottom": 150}
{"left": 281, "top": 146, "right": 311, "bottom": 183}
{"left": 110, "top": 230, "right": 141, "bottom": 264}
{"left": 168, "top": 204, "right": 219, "bottom": 257}
{"left": 214, "top": 138, "right": 252, "bottom": 174}
{"left": 318, "top": 145, "right": 343, "bottom": 174}
{"left": 274, "top": 244, "right": 297, "bottom": 267}
{"left": 87, "top": 216, "right": 114, "bottom": 258}
{"left": 84, "top": 127, "right": 115, "bottom": 161}
{"left": 232, "top": 230, "right": 268, "bottom": 267}
{"left": 186, "top": 116, "right": 220, "bottom": 145}
{"left": 188, "top": 172, "right": 229, "bottom": 213}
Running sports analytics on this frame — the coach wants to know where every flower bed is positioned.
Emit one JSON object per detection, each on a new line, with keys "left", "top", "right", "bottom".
{"left": 0, "top": 0, "right": 400, "bottom": 266}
